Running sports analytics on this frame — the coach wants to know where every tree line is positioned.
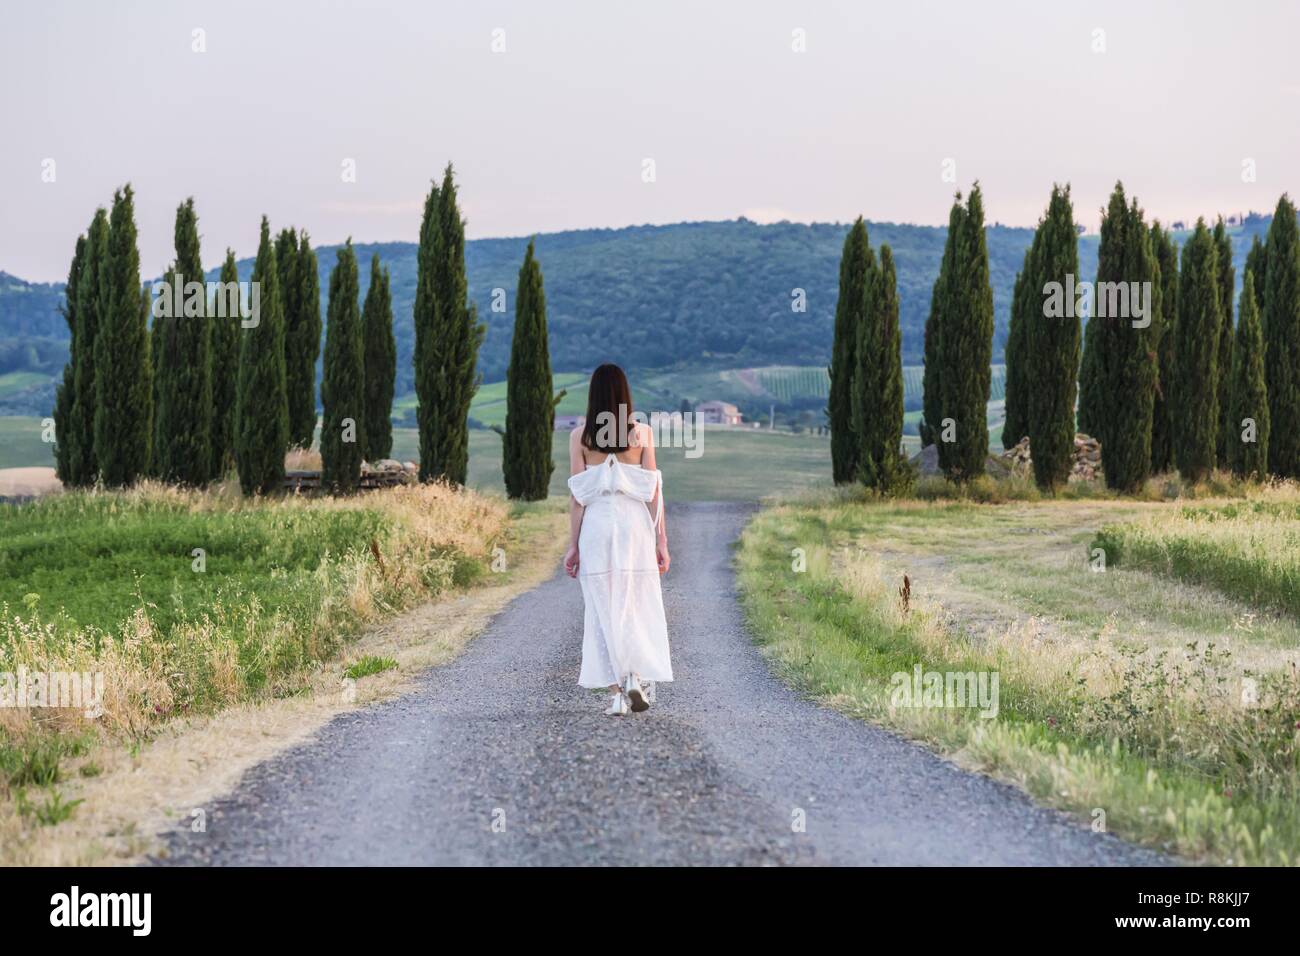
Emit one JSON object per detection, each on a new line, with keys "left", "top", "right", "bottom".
{"left": 52, "top": 163, "right": 559, "bottom": 500}
{"left": 831, "top": 181, "right": 1298, "bottom": 492}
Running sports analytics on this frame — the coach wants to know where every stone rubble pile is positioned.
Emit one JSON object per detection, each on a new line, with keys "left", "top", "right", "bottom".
{"left": 999, "top": 433, "right": 1103, "bottom": 482}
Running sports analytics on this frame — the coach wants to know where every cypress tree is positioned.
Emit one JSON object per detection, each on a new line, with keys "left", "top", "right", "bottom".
{"left": 1149, "top": 223, "right": 1179, "bottom": 474}
{"left": 413, "top": 181, "right": 439, "bottom": 479}
{"left": 1173, "top": 220, "right": 1221, "bottom": 482}
{"left": 414, "top": 164, "right": 484, "bottom": 485}
{"left": 54, "top": 235, "right": 85, "bottom": 484}
{"left": 1026, "top": 185, "right": 1081, "bottom": 490}
{"left": 502, "top": 239, "right": 555, "bottom": 499}
{"left": 1091, "top": 183, "right": 1158, "bottom": 491}
{"left": 1212, "top": 218, "right": 1235, "bottom": 464}
{"left": 1227, "top": 271, "right": 1269, "bottom": 480}
{"left": 1000, "top": 252, "right": 1032, "bottom": 450}
{"left": 235, "top": 217, "right": 289, "bottom": 496}
{"left": 209, "top": 250, "right": 241, "bottom": 480}
{"left": 852, "top": 243, "right": 903, "bottom": 490}
{"left": 939, "top": 185, "right": 994, "bottom": 482}
{"left": 921, "top": 199, "right": 964, "bottom": 451}
{"left": 321, "top": 241, "right": 365, "bottom": 492}
{"left": 829, "top": 218, "right": 872, "bottom": 483}
{"left": 150, "top": 269, "right": 174, "bottom": 477}
{"left": 1076, "top": 307, "right": 1102, "bottom": 440}
{"left": 153, "top": 199, "right": 212, "bottom": 485}
{"left": 361, "top": 254, "right": 396, "bottom": 462}
{"left": 1245, "top": 234, "right": 1268, "bottom": 313}
{"left": 281, "top": 229, "right": 321, "bottom": 449}
{"left": 1263, "top": 195, "right": 1300, "bottom": 478}
{"left": 69, "top": 209, "right": 108, "bottom": 486}
{"left": 93, "top": 185, "right": 152, "bottom": 487}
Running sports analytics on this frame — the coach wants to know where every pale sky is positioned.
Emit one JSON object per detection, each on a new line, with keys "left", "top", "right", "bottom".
{"left": 2, "top": 0, "right": 1297, "bottom": 282}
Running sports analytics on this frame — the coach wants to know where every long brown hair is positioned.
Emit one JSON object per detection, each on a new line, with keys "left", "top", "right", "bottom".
{"left": 582, "top": 364, "right": 634, "bottom": 452}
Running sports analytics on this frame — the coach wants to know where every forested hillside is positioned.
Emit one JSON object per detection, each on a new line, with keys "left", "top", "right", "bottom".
{"left": 0, "top": 212, "right": 1280, "bottom": 414}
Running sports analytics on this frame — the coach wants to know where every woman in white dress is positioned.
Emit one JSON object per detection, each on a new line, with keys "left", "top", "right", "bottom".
{"left": 563, "top": 364, "right": 673, "bottom": 716}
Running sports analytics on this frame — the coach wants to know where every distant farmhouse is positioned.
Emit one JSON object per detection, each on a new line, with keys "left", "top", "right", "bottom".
{"left": 695, "top": 401, "right": 743, "bottom": 426}
{"left": 554, "top": 414, "right": 585, "bottom": 431}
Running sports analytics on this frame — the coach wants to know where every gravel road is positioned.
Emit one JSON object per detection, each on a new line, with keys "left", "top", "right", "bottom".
{"left": 157, "top": 502, "right": 1162, "bottom": 866}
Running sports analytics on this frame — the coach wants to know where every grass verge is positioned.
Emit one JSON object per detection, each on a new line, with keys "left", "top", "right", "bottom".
{"left": 736, "top": 492, "right": 1300, "bottom": 866}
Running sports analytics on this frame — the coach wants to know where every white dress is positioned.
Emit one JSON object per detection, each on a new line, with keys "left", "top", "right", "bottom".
{"left": 568, "top": 455, "right": 673, "bottom": 689}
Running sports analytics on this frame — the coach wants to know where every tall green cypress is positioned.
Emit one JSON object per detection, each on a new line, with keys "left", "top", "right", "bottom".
{"left": 1076, "top": 308, "right": 1102, "bottom": 440}
{"left": 829, "top": 217, "right": 872, "bottom": 483}
{"left": 414, "top": 164, "right": 484, "bottom": 484}
{"left": 921, "top": 199, "right": 964, "bottom": 451}
{"left": 1263, "top": 195, "right": 1300, "bottom": 478}
{"left": 852, "top": 243, "right": 903, "bottom": 490}
{"left": 1026, "top": 185, "right": 1081, "bottom": 490}
{"left": 1173, "top": 220, "right": 1221, "bottom": 482}
{"left": 280, "top": 229, "right": 321, "bottom": 449}
{"left": 502, "top": 239, "right": 555, "bottom": 499}
{"left": 208, "top": 252, "right": 241, "bottom": 476}
{"left": 939, "top": 185, "right": 994, "bottom": 482}
{"left": 1212, "top": 218, "right": 1235, "bottom": 465}
{"left": 235, "top": 217, "right": 289, "bottom": 496}
{"left": 150, "top": 269, "right": 174, "bottom": 477}
{"left": 93, "top": 185, "right": 152, "bottom": 487}
{"left": 153, "top": 199, "right": 212, "bottom": 485}
{"left": 321, "top": 241, "right": 365, "bottom": 492}
{"left": 53, "top": 235, "right": 85, "bottom": 484}
{"left": 275, "top": 230, "right": 301, "bottom": 446}
{"left": 69, "top": 209, "right": 108, "bottom": 486}
{"left": 1149, "top": 223, "right": 1179, "bottom": 474}
{"left": 413, "top": 181, "right": 439, "bottom": 479}
{"left": 1000, "top": 251, "right": 1032, "bottom": 450}
{"left": 1227, "top": 271, "right": 1269, "bottom": 480}
{"left": 361, "top": 254, "right": 396, "bottom": 462}
{"left": 1245, "top": 234, "right": 1268, "bottom": 313}
{"left": 209, "top": 250, "right": 241, "bottom": 480}
{"left": 1091, "top": 183, "right": 1158, "bottom": 491}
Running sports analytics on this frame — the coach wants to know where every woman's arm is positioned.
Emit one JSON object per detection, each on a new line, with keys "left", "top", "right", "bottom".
{"left": 638, "top": 423, "right": 670, "bottom": 574}
{"left": 564, "top": 428, "right": 585, "bottom": 578}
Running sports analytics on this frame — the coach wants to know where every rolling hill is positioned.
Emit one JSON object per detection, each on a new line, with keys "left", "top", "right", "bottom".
{"left": 0, "top": 211, "right": 1280, "bottom": 417}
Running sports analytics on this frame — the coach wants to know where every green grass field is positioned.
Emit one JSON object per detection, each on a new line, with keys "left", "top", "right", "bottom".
{"left": 0, "top": 483, "right": 511, "bottom": 720}
{"left": 0, "top": 372, "right": 48, "bottom": 399}
{"left": 0, "top": 417, "right": 54, "bottom": 470}
{"left": 749, "top": 364, "right": 1005, "bottom": 404}
{"left": 1094, "top": 497, "right": 1300, "bottom": 618}
{"left": 387, "top": 425, "right": 835, "bottom": 502}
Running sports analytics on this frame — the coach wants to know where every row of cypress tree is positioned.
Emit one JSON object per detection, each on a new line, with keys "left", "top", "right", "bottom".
{"left": 964, "top": 182, "right": 1295, "bottom": 493}
{"left": 53, "top": 190, "right": 398, "bottom": 496}
{"left": 827, "top": 217, "right": 905, "bottom": 489}
{"left": 1070, "top": 189, "right": 1296, "bottom": 488}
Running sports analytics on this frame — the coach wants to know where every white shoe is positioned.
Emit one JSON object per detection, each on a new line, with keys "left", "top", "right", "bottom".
{"left": 624, "top": 674, "right": 649, "bottom": 713}
{"left": 604, "top": 692, "right": 629, "bottom": 716}
{"left": 643, "top": 680, "right": 656, "bottom": 704}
